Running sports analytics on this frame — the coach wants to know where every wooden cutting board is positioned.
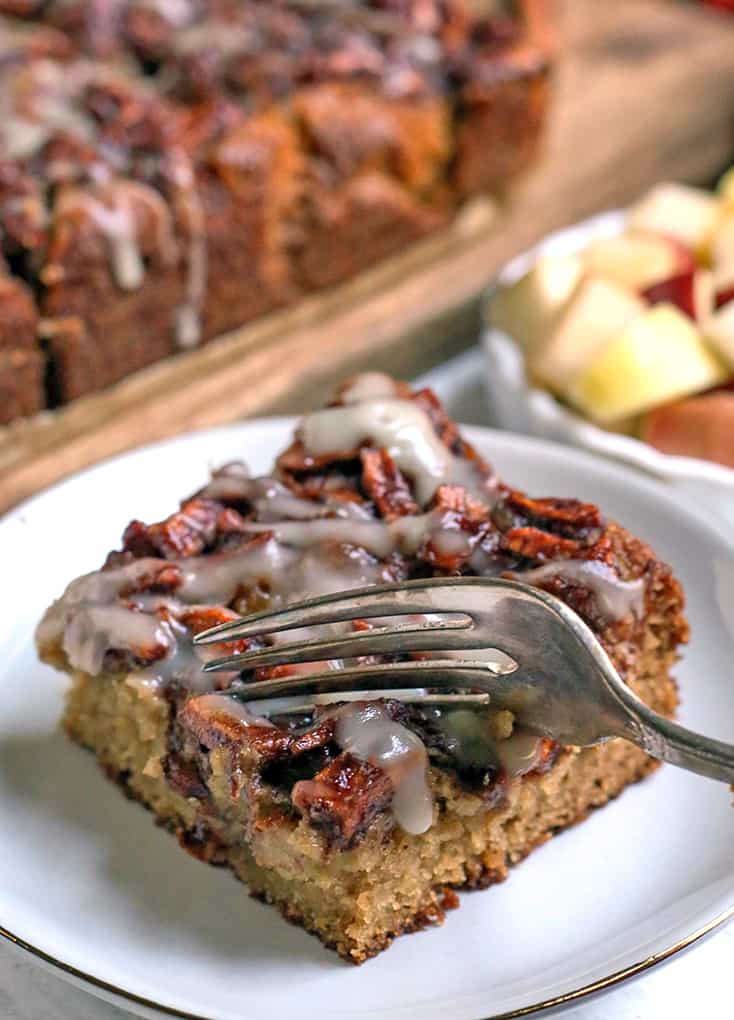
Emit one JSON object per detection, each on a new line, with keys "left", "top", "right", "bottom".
{"left": 3, "top": 0, "right": 734, "bottom": 513}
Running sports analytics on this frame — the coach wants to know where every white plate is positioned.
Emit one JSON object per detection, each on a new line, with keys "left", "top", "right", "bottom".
{"left": 2, "top": 419, "right": 734, "bottom": 1020}
{"left": 481, "top": 210, "right": 734, "bottom": 528}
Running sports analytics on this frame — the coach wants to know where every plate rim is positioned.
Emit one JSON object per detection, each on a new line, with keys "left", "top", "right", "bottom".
{"left": 3, "top": 417, "right": 734, "bottom": 1020}
{"left": 3, "top": 907, "right": 733, "bottom": 1020}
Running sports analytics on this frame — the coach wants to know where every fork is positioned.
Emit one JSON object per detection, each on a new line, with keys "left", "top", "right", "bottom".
{"left": 193, "top": 577, "right": 734, "bottom": 784}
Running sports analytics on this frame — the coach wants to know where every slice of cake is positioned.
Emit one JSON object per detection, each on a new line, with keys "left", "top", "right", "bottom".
{"left": 36, "top": 374, "right": 688, "bottom": 962}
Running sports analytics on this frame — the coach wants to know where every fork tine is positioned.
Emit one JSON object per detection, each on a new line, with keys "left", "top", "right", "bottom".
{"left": 193, "top": 578, "right": 482, "bottom": 646}
{"left": 218, "top": 659, "right": 504, "bottom": 702}
{"left": 201, "top": 616, "right": 473, "bottom": 672}
{"left": 250, "top": 692, "right": 493, "bottom": 715}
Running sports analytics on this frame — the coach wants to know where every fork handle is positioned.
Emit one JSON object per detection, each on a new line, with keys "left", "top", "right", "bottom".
{"left": 617, "top": 691, "right": 734, "bottom": 784}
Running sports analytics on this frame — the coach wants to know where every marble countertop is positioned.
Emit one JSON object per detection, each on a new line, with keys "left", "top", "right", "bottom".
{"left": 3, "top": 348, "right": 732, "bottom": 1020}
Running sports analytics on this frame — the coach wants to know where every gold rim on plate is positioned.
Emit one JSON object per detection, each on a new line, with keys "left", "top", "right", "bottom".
{"left": 2, "top": 904, "right": 733, "bottom": 1020}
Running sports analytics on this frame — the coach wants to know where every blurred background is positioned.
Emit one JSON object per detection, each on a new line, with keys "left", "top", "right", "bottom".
{"left": 2, "top": 0, "right": 734, "bottom": 510}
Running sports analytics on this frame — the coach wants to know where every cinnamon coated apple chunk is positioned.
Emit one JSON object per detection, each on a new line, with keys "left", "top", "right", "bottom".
{"left": 36, "top": 373, "right": 687, "bottom": 962}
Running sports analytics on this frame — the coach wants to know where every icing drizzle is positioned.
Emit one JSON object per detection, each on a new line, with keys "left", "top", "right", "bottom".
{"left": 334, "top": 702, "right": 433, "bottom": 835}
{"left": 36, "top": 378, "right": 646, "bottom": 837}
{"left": 300, "top": 398, "right": 492, "bottom": 506}
{"left": 513, "top": 560, "right": 645, "bottom": 622}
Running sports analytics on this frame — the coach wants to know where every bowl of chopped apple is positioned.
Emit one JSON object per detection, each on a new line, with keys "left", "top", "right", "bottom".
{"left": 483, "top": 178, "right": 734, "bottom": 520}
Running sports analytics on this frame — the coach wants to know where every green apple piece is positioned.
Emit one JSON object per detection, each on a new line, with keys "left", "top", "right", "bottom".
{"left": 704, "top": 300, "right": 734, "bottom": 370}
{"left": 627, "top": 183, "right": 721, "bottom": 260}
{"left": 491, "top": 253, "right": 583, "bottom": 357}
{"left": 583, "top": 232, "right": 688, "bottom": 291}
{"left": 567, "top": 304, "right": 728, "bottom": 425}
{"left": 531, "top": 277, "right": 646, "bottom": 393}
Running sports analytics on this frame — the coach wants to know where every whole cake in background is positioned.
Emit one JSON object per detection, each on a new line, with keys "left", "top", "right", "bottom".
{"left": 36, "top": 373, "right": 687, "bottom": 963}
{"left": 0, "top": 0, "right": 551, "bottom": 424}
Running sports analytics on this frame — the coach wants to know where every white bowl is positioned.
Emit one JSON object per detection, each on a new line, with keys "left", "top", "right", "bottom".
{"left": 482, "top": 210, "right": 734, "bottom": 527}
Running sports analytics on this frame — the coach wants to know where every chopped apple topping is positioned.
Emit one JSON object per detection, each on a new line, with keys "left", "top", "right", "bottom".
{"left": 641, "top": 271, "right": 696, "bottom": 319}
{"left": 567, "top": 304, "right": 728, "bottom": 424}
{"left": 531, "top": 277, "right": 645, "bottom": 394}
{"left": 627, "top": 183, "right": 721, "bottom": 261}
{"left": 584, "top": 233, "right": 693, "bottom": 292}
{"left": 492, "top": 254, "right": 583, "bottom": 357}
{"left": 491, "top": 178, "right": 734, "bottom": 458}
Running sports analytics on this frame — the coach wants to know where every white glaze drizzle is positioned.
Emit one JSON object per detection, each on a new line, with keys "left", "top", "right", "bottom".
{"left": 192, "top": 693, "right": 274, "bottom": 728}
{"left": 339, "top": 372, "right": 401, "bottom": 404}
{"left": 168, "top": 155, "right": 207, "bottom": 349}
{"left": 37, "top": 537, "right": 380, "bottom": 685}
{"left": 62, "top": 605, "right": 173, "bottom": 676}
{"left": 36, "top": 556, "right": 172, "bottom": 650}
{"left": 37, "top": 381, "right": 634, "bottom": 839}
{"left": 300, "top": 399, "right": 490, "bottom": 506}
{"left": 128, "top": 618, "right": 237, "bottom": 694}
{"left": 176, "top": 539, "right": 299, "bottom": 603}
{"left": 238, "top": 507, "right": 480, "bottom": 560}
{"left": 198, "top": 470, "right": 374, "bottom": 522}
{"left": 514, "top": 560, "right": 645, "bottom": 622}
{"left": 334, "top": 702, "right": 433, "bottom": 835}
{"left": 191, "top": 693, "right": 435, "bottom": 838}
{"left": 55, "top": 181, "right": 177, "bottom": 292}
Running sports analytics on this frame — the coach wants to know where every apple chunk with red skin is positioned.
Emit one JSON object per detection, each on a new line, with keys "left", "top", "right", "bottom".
{"left": 643, "top": 393, "right": 734, "bottom": 469}
{"left": 641, "top": 272, "right": 697, "bottom": 318}
{"left": 584, "top": 232, "right": 694, "bottom": 292}
{"left": 585, "top": 232, "right": 698, "bottom": 317}
{"left": 628, "top": 182, "right": 721, "bottom": 260}
{"left": 714, "top": 285, "right": 734, "bottom": 310}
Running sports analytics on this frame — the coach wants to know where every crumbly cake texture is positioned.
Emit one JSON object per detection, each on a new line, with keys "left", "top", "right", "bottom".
{"left": 36, "top": 376, "right": 688, "bottom": 963}
{"left": 0, "top": 0, "right": 550, "bottom": 424}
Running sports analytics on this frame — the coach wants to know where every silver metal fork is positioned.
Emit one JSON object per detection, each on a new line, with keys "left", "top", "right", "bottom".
{"left": 194, "top": 577, "right": 734, "bottom": 784}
